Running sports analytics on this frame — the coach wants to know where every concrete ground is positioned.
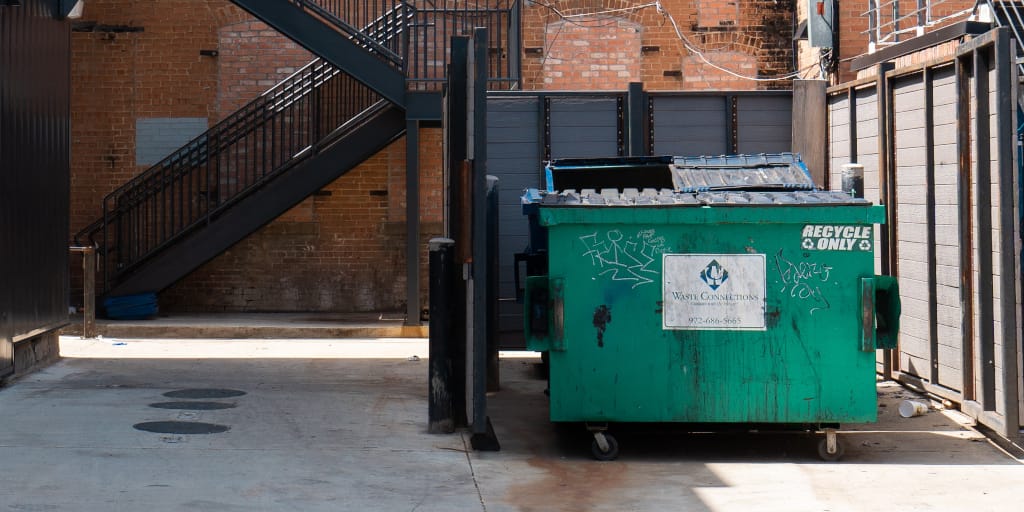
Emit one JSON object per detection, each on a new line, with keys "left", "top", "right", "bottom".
{"left": 1, "top": 336, "right": 1021, "bottom": 512}
{"left": 60, "top": 312, "right": 428, "bottom": 339}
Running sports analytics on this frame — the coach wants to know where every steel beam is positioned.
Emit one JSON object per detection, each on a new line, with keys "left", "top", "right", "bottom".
{"left": 405, "top": 120, "right": 421, "bottom": 326}
{"left": 231, "top": 0, "right": 405, "bottom": 107}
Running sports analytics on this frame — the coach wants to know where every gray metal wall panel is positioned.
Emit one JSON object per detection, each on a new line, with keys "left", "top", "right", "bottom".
{"left": 853, "top": 87, "right": 883, "bottom": 275}
{"left": 985, "top": 64, "right": 1009, "bottom": 414}
{"left": 892, "top": 75, "right": 931, "bottom": 373}
{"left": 0, "top": 0, "right": 72, "bottom": 376}
{"left": 651, "top": 96, "right": 729, "bottom": 156}
{"left": 932, "top": 66, "right": 963, "bottom": 391}
{"left": 969, "top": 61, "right": 984, "bottom": 406}
{"left": 549, "top": 98, "right": 619, "bottom": 159}
{"left": 487, "top": 97, "right": 542, "bottom": 345}
{"left": 828, "top": 93, "right": 851, "bottom": 192}
{"left": 737, "top": 95, "right": 792, "bottom": 154}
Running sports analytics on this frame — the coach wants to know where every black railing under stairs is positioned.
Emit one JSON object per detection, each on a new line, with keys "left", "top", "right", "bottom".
{"left": 75, "top": 0, "right": 521, "bottom": 294}
{"left": 294, "top": 0, "right": 521, "bottom": 89}
{"left": 75, "top": 3, "right": 414, "bottom": 293}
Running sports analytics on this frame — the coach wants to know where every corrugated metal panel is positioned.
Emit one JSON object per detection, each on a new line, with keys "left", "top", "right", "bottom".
{"left": 549, "top": 97, "right": 619, "bottom": 159}
{"left": 487, "top": 97, "right": 541, "bottom": 347}
{"left": 736, "top": 95, "right": 792, "bottom": 154}
{"left": 0, "top": 0, "right": 72, "bottom": 376}
{"left": 651, "top": 96, "right": 728, "bottom": 156}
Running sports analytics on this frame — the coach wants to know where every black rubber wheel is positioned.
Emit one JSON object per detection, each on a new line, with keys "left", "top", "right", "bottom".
{"left": 817, "top": 437, "right": 845, "bottom": 462}
{"left": 590, "top": 433, "right": 620, "bottom": 461}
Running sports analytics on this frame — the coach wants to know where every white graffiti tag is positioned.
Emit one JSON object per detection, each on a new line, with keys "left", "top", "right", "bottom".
{"left": 774, "top": 249, "right": 833, "bottom": 314}
{"left": 579, "top": 229, "right": 666, "bottom": 288}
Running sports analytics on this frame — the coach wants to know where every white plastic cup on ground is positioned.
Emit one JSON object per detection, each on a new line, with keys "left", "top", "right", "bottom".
{"left": 898, "top": 399, "right": 929, "bottom": 418}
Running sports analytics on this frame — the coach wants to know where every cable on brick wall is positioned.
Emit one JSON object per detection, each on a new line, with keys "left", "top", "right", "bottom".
{"left": 530, "top": 0, "right": 823, "bottom": 82}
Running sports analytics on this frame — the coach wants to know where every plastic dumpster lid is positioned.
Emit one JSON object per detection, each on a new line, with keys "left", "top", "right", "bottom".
{"left": 525, "top": 153, "right": 870, "bottom": 207}
{"left": 541, "top": 153, "right": 815, "bottom": 194}
{"left": 528, "top": 189, "right": 870, "bottom": 207}
{"left": 671, "top": 153, "right": 815, "bottom": 192}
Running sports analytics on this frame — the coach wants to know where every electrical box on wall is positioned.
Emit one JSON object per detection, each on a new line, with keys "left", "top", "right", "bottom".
{"left": 808, "top": 0, "right": 834, "bottom": 48}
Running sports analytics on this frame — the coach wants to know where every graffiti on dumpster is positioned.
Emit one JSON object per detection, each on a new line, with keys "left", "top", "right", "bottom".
{"left": 774, "top": 249, "right": 832, "bottom": 314}
{"left": 579, "top": 229, "right": 666, "bottom": 288}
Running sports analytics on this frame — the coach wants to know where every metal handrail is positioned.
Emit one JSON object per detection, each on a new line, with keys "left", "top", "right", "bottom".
{"left": 76, "top": 6, "right": 407, "bottom": 292}
{"left": 407, "top": 0, "right": 521, "bottom": 89}
{"left": 75, "top": 0, "right": 523, "bottom": 293}
{"left": 865, "top": 0, "right": 981, "bottom": 48}
{"left": 291, "top": 0, "right": 411, "bottom": 67}
{"left": 980, "top": 0, "right": 1024, "bottom": 75}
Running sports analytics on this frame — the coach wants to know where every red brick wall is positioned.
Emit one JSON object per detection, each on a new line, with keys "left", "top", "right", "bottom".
{"left": 541, "top": 17, "right": 642, "bottom": 89}
{"left": 696, "top": 0, "right": 740, "bottom": 28}
{"left": 70, "top": 0, "right": 795, "bottom": 314}
{"left": 71, "top": 0, "right": 240, "bottom": 237}
{"left": 217, "top": 21, "right": 313, "bottom": 117}
{"left": 834, "top": 0, "right": 978, "bottom": 83}
{"left": 160, "top": 129, "right": 443, "bottom": 312}
{"left": 521, "top": 0, "right": 794, "bottom": 91}
{"left": 70, "top": 0, "right": 442, "bottom": 314}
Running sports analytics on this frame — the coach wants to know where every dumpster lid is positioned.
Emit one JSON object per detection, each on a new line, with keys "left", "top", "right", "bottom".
{"left": 671, "top": 153, "right": 814, "bottom": 192}
{"left": 531, "top": 189, "right": 870, "bottom": 207}
{"left": 542, "top": 153, "right": 814, "bottom": 194}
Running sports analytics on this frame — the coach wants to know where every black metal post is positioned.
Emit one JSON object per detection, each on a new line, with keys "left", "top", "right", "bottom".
{"left": 406, "top": 119, "right": 421, "bottom": 326}
{"left": 627, "top": 82, "right": 645, "bottom": 156}
{"left": 428, "top": 238, "right": 456, "bottom": 433}
{"left": 470, "top": 27, "right": 499, "bottom": 451}
{"left": 447, "top": 35, "right": 470, "bottom": 428}
{"left": 486, "top": 176, "right": 500, "bottom": 393}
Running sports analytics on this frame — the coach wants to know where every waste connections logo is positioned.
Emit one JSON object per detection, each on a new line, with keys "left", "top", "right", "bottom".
{"left": 700, "top": 259, "right": 728, "bottom": 290}
{"left": 801, "top": 225, "right": 873, "bottom": 252}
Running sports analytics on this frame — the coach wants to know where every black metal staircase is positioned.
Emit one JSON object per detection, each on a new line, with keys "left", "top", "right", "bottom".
{"left": 76, "top": 0, "right": 520, "bottom": 298}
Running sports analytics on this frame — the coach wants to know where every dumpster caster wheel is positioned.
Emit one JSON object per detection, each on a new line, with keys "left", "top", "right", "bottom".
{"left": 817, "top": 430, "right": 844, "bottom": 462}
{"left": 591, "top": 432, "right": 619, "bottom": 461}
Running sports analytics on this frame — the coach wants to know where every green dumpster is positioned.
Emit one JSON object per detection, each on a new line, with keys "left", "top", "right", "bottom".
{"left": 522, "top": 154, "right": 900, "bottom": 461}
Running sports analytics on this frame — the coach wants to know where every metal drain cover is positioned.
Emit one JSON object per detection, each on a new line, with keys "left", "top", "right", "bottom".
{"left": 148, "top": 401, "right": 237, "bottom": 411}
{"left": 133, "top": 421, "right": 230, "bottom": 435}
{"left": 162, "top": 388, "right": 246, "bottom": 399}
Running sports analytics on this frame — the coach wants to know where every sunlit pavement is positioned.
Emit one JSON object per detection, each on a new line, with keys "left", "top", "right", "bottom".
{"left": 0, "top": 336, "right": 1020, "bottom": 511}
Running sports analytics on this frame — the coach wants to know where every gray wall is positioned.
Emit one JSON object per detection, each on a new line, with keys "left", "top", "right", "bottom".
{"left": 825, "top": 29, "right": 1021, "bottom": 437}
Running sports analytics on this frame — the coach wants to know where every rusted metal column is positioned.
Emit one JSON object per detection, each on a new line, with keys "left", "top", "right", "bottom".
{"left": 69, "top": 246, "right": 98, "bottom": 339}
{"left": 82, "top": 247, "right": 96, "bottom": 339}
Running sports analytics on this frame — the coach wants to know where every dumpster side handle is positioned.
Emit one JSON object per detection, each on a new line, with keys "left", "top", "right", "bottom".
{"left": 525, "top": 276, "right": 550, "bottom": 351}
{"left": 860, "top": 276, "right": 901, "bottom": 352}
{"left": 524, "top": 276, "right": 566, "bottom": 352}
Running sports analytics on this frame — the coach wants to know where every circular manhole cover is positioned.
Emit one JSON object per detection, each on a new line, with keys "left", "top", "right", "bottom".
{"left": 148, "top": 401, "right": 237, "bottom": 411}
{"left": 133, "top": 421, "right": 230, "bottom": 435}
{"left": 162, "top": 388, "right": 246, "bottom": 399}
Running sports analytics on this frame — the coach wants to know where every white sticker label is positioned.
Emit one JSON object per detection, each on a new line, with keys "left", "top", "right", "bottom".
{"left": 801, "top": 224, "right": 872, "bottom": 251}
{"left": 662, "top": 254, "right": 766, "bottom": 331}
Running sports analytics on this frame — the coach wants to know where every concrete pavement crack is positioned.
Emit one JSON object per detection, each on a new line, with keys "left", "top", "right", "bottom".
{"left": 461, "top": 433, "right": 488, "bottom": 512}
